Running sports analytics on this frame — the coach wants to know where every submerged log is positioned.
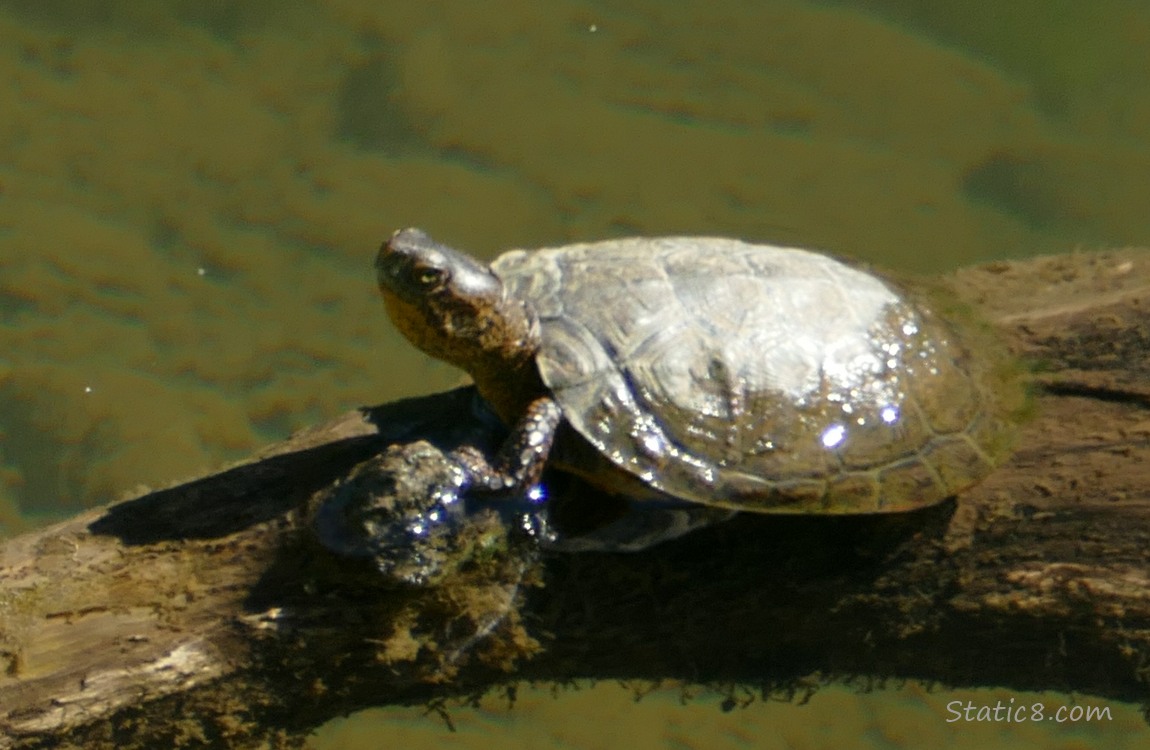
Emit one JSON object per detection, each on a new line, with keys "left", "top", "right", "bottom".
{"left": 2, "top": 248, "right": 1149, "bottom": 748}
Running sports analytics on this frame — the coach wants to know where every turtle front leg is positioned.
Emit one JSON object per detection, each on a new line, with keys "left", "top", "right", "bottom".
{"left": 451, "top": 396, "right": 562, "bottom": 495}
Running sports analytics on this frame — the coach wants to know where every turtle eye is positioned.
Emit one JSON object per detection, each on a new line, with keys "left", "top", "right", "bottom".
{"left": 414, "top": 265, "right": 447, "bottom": 289}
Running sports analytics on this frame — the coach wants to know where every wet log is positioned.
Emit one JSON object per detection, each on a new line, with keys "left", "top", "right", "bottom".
{"left": 2, "top": 248, "right": 1149, "bottom": 748}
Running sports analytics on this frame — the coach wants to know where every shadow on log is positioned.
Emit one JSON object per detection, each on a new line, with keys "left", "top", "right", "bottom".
{"left": 2, "top": 248, "right": 1150, "bottom": 748}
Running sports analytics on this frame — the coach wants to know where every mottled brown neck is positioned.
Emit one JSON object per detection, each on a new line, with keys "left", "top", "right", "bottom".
{"left": 469, "top": 354, "right": 548, "bottom": 427}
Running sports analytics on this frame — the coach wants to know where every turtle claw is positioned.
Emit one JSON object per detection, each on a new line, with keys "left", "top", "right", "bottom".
{"left": 450, "top": 397, "right": 562, "bottom": 494}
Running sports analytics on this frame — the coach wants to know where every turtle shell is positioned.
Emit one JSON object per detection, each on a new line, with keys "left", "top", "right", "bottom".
{"left": 491, "top": 237, "right": 1015, "bottom": 513}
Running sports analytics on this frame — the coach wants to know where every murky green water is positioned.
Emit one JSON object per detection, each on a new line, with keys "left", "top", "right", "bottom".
{"left": 1, "top": 0, "right": 1147, "bottom": 746}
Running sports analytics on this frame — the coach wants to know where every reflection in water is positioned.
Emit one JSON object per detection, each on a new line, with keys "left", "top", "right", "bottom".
{"left": 311, "top": 681, "right": 1148, "bottom": 750}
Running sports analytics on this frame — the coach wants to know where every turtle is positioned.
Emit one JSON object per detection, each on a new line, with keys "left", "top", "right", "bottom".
{"left": 374, "top": 228, "right": 1020, "bottom": 550}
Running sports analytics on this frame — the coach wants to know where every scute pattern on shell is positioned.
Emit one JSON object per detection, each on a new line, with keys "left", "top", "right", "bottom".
{"left": 492, "top": 237, "right": 1006, "bottom": 513}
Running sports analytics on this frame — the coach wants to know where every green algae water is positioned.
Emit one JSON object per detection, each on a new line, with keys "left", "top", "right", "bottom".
{"left": 1, "top": 0, "right": 1147, "bottom": 747}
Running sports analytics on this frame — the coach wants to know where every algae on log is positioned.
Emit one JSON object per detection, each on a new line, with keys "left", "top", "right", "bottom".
{"left": 2, "top": 249, "right": 1150, "bottom": 748}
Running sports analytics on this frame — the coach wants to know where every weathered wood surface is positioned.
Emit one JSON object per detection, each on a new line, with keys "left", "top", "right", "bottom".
{"left": 2, "top": 248, "right": 1149, "bottom": 748}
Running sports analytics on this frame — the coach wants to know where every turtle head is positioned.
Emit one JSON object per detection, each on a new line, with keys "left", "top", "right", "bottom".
{"left": 377, "top": 229, "right": 541, "bottom": 407}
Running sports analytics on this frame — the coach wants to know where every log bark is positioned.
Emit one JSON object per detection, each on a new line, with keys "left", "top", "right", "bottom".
{"left": 2, "top": 248, "right": 1150, "bottom": 748}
